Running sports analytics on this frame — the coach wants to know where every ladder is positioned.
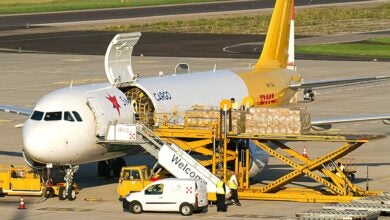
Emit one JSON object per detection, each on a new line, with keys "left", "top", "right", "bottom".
{"left": 102, "top": 122, "right": 220, "bottom": 194}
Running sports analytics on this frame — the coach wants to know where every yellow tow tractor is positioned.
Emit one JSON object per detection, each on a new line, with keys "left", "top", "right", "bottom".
{"left": 0, "top": 165, "right": 79, "bottom": 200}
{"left": 117, "top": 165, "right": 168, "bottom": 199}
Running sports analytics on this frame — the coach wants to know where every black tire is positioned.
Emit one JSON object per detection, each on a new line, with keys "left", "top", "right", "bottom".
{"left": 179, "top": 203, "right": 194, "bottom": 216}
{"left": 59, "top": 187, "right": 66, "bottom": 200}
{"left": 122, "top": 199, "right": 130, "bottom": 212}
{"left": 350, "top": 173, "right": 355, "bottom": 181}
{"left": 44, "top": 187, "right": 54, "bottom": 198}
{"left": 113, "top": 158, "right": 126, "bottom": 177}
{"left": 67, "top": 186, "right": 76, "bottom": 201}
{"left": 130, "top": 201, "right": 143, "bottom": 214}
{"left": 98, "top": 161, "right": 110, "bottom": 178}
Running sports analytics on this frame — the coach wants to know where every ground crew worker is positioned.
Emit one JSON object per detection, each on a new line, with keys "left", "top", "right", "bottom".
{"left": 336, "top": 162, "right": 345, "bottom": 177}
{"left": 216, "top": 180, "right": 227, "bottom": 212}
{"left": 228, "top": 172, "right": 241, "bottom": 206}
{"left": 231, "top": 98, "right": 239, "bottom": 110}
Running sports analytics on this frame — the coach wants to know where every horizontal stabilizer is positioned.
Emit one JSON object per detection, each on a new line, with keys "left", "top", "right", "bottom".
{"left": 311, "top": 114, "right": 390, "bottom": 130}
{"left": 289, "top": 76, "right": 390, "bottom": 89}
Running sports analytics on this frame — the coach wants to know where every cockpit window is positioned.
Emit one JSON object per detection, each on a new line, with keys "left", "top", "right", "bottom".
{"left": 64, "top": 111, "right": 75, "bottom": 122}
{"left": 72, "top": 111, "right": 83, "bottom": 122}
{"left": 30, "top": 111, "right": 44, "bottom": 121}
{"left": 44, "top": 112, "right": 62, "bottom": 121}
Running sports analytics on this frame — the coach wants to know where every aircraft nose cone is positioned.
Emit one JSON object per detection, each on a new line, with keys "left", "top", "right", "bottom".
{"left": 22, "top": 121, "right": 55, "bottom": 164}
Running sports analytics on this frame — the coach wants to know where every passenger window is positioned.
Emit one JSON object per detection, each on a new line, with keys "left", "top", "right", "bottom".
{"left": 72, "top": 111, "right": 83, "bottom": 122}
{"left": 30, "top": 111, "right": 44, "bottom": 121}
{"left": 44, "top": 112, "right": 62, "bottom": 121}
{"left": 64, "top": 112, "right": 75, "bottom": 122}
{"left": 145, "top": 184, "right": 164, "bottom": 195}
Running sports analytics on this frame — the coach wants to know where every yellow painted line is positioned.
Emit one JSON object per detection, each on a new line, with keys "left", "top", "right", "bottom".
{"left": 0, "top": 119, "right": 11, "bottom": 124}
{"left": 53, "top": 78, "right": 106, "bottom": 85}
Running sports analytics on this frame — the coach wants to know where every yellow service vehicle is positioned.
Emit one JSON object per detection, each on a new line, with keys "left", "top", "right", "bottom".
{"left": 0, "top": 165, "right": 79, "bottom": 200}
{"left": 117, "top": 165, "right": 154, "bottom": 199}
{"left": 0, "top": 165, "right": 42, "bottom": 196}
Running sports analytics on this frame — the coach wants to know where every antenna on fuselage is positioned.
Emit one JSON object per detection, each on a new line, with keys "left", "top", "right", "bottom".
{"left": 69, "top": 79, "right": 74, "bottom": 89}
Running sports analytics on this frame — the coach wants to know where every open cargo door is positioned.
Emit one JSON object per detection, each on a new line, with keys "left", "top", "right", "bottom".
{"left": 104, "top": 32, "right": 141, "bottom": 87}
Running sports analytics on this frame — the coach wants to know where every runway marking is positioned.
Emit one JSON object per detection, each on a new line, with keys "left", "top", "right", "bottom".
{"left": 222, "top": 42, "right": 261, "bottom": 54}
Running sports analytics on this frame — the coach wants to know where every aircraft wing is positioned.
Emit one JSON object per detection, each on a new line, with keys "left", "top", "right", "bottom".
{"left": 289, "top": 76, "right": 390, "bottom": 89}
{"left": 0, "top": 104, "right": 33, "bottom": 116}
{"left": 311, "top": 114, "right": 390, "bottom": 130}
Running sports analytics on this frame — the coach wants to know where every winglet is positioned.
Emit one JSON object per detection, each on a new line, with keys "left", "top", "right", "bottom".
{"left": 255, "top": 0, "right": 292, "bottom": 69}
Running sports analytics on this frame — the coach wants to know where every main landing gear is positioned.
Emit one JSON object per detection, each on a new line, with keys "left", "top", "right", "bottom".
{"left": 98, "top": 158, "right": 126, "bottom": 178}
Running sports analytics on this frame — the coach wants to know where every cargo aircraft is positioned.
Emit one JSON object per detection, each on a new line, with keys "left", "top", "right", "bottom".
{"left": 1, "top": 0, "right": 389, "bottom": 200}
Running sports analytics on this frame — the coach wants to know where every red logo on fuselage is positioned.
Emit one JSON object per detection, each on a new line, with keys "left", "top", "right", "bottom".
{"left": 106, "top": 94, "right": 121, "bottom": 116}
{"left": 257, "top": 93, "right": 278, "bottom": 105}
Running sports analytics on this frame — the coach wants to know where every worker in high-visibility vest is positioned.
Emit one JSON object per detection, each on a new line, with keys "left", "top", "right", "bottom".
{"left": 228, "top": 172, "right": 241, "bottom": 206}
{"left": 230, "top": 98, "right": 239, "bottom": 110}
{"left": 216, "top": 180, "right": 227, "bottom": 212}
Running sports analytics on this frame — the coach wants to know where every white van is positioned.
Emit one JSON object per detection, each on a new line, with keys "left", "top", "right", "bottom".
{"left": 123, "top": 178, "right": 208, "bottom": 216}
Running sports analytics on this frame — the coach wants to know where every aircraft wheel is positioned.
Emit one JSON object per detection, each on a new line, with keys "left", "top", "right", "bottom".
{"left": 59, "top": 187, "right": 67, "bottom": 200}
{"left": 113, "top": 158, "right": 126, "bottom": 177}
{"left": 44, "top": 187, "right": 54, "bottom": 198}
{"left": 98, "top": 161, "right": 110, "bottom": 178}
{"left": 67, "top": 186, "right": 76, "bottom": 201}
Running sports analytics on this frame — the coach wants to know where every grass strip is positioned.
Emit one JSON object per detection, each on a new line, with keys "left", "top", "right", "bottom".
{"left": 296, "top": 37, "right": 390, "bottom": 58}
{"left": 0, "top": 0, "right": 221, "bottom": 15}
{"left": 104, "top": 3, "right": 390, "bottom": 35}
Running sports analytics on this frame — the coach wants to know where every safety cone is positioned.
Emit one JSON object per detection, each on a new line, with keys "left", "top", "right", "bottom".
{"left": 18, "top": 197, "right": 26, "bottom": 209}
{"left": 302, "top": 145, "right": 308, "bottom": 158}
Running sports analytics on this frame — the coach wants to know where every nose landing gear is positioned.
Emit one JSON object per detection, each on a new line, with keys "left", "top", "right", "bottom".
{"left": 61, "top": 165, "right": 79, "bottom": 201}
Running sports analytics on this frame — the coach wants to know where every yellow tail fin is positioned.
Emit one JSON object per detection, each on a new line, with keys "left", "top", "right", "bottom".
{"left": 255, "top": 0, "right": 292, "bottom": 69}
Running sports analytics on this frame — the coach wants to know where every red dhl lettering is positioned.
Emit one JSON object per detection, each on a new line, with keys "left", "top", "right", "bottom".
{"left": 257, "top": 93, "right": 278, "bottom": 105}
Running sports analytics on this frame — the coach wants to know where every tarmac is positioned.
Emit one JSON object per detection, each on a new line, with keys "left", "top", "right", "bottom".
{"left": 0, "top": 51, "right": 389, "bottom": 219}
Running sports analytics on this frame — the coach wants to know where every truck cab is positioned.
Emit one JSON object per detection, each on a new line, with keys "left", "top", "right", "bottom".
{"left": 123, "top": 178, "right": 208, "bottom": 216}
{"left": 117, "top": 165, "right": 152, "bottom": 199}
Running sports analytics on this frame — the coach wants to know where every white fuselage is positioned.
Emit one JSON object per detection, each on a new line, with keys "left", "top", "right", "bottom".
{"left": 22, "top": 70, "right": 269, "bottom": 177}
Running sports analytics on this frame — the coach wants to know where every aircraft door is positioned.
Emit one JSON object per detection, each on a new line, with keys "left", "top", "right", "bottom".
{"left": 87, "top": 97, "right": 108, "bottom": 137}
{"left": 105, "top": 32, "right": 141, "bottom": 86}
